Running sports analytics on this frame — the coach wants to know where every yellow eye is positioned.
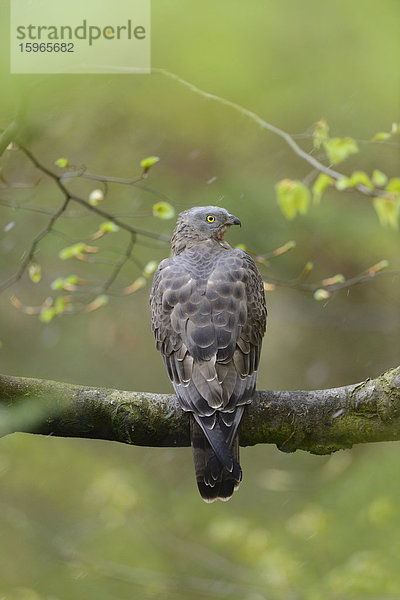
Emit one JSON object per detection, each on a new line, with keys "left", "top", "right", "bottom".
{"left": 206, "top": 215, "right": 215, "bottom": 223}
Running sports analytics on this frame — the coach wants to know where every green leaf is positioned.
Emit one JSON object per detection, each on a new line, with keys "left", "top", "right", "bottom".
{"left": 143, "top": 260, "right": 158, "bottom": 277}
{"left": 313, "top": 119, "right": 330, "bottom": 149}
{"left": 89, "top": 189, "right": 104, "bottom": 206}
{"left": 100, "top": 221, "right": 119, "bottom": 233}
{"left": 349, "top": 171, "right": 373, "bottom": 190}
{"left": 55, "top": 157, "right": 69, "bottom": 168}
{"left": 140, "top": 156, "right": 160, "bottom": 176}
{"left": 386, "top": 178, "right": 400, "bottom": 197}
{"left": 140, "top": 156, "right": 160, "bottom": 169}
{"left": 372, "top": 170, "right": 388, "bottom": 187}
{"left": 39, "top": 307, "right": 56, "bottom": 323}
{"left": 66, "top": 275, "right": 79, "bottom": 285}
{"left": 336, "top": 171, "right": 373, "bottom": 192}
{"left": 51, "top": 277, "right": 66, "bottom": 291}
{"left": 373, "top": 197, "right": 400, "bottom": 229}
{"left": 323, "top": 137, "right": 359, "bottom": 164}
{"left": 28, "top": 263, "right": 41, "bottom": 283}
{"left": 59, "top": 243, "right": 97, "bottom": 260}
{"left": 152, "top": 201, "right": 175, "bottom": 220}
{"left": 335, "top": 177, "right": 352, "bottom": 191}
{"left": 372, "top": 132, "right": 391, "bottom": 142}
{"left": 312, "top": 173, "right": 334, "bottom": 204}
{"left": 313, "top": 289, "right": 331, "bottom": 301}
{"left": 276, "top": 179, "right": 311, "bottom": 220}
{"left": 55, "top": 296, "right": 68, "bottom": 314}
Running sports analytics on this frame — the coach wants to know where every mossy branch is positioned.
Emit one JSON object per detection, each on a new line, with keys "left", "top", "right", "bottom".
{"left": 1, "top": 366, "right": 400, "bottom": 455}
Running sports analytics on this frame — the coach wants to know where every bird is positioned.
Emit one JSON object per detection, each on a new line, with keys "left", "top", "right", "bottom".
{"left": 150, "top": 206, "right": 267, "bottom": 502}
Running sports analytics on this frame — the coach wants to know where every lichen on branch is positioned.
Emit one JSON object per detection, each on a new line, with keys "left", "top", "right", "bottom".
{"left": 1, "top": 366, "right": 399, "bottom": 455}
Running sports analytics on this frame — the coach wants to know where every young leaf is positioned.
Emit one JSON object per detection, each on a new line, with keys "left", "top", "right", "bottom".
{"left": 152, "top": 201, "right": 175, "bottom": 220}
{"left": 322, "top": 274, "right": 345, "bottom": 286}
{"left": 366, "top": 260, "right": 389, "bottom": 275}
{"left": 272, "top": 240, "right": 296, "bottom": 256}
{"left": 124, "top": 277, "right": 147, "bottom": 295}
{"left": 140, "top": 156, "right": 160, "bottom": 177}
{"left": 59, "top": 243, "right": 98, "bottom": 260}
{"left": 85, "top": 295, "right": 109, "bottom": 312}
{"left": 323, "top": 137, "right": 359, "bottom": 164}
{"left": 312, "top": 173, "right": 334, "bottom": 204}
{"left": 313, "top": 119, "right": 330, "bottom": 149}
{"left": 29, "top": 263, "right": 41, "bottom": 283}
{"left": 55, "top": 157, "right": 69, "bottom": 168}
{"left": 349, "top": 171, "right": 373, "bottom": 190}
{"left": 89, "top": 189, "right": 104, "bottom": 206}
{"left": 386, "top": 178, "right": 400, "bottom": 197}
{"left": 39, "top": 307, "right": 56, "bottom": 323}
{"left": 371, "top": 132, "right": 391, "bottom": 142}
{"left": 372, "top": 170, "right": 388, "bottom": 187}
{"left": 100, "top": 221, "right": 119, "bottom": 233}
{"left": 143, "top": 260, "right": 158, "bottom": 277}
{"left": 55, "top": 296, "right": 69, "bottom": 314}
{"left": 335, "top": 177, "right": 352, "bottom": 191}
{"left": 373, "top": 197, "right": 399, "bottom": 229}
{"left": 276, "top": 179, "right": 311, "bottom": 220}
{"left": 313, "top": 289, "right": 331, "bottom": 301}
{"left": 299, "top": 261, "right": 313, "bottom": 281}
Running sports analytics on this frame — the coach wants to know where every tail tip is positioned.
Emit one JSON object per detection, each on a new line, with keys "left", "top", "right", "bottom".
{"left": 198, "top": 478, "right": 240, "bottom": 503}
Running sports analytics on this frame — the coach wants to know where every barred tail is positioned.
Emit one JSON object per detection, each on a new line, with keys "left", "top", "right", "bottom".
{"left": 190, "top": 416, "right": 242, "bottom": 503}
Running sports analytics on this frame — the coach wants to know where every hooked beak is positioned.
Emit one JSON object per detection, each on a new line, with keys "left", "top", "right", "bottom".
{"left": 227, "top": 214, "right": 242, "bottom": 227}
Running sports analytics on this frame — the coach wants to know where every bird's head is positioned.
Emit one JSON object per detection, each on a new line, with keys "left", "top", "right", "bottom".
{"left": 171, "top": 206, "right": 241, "bottom": 254}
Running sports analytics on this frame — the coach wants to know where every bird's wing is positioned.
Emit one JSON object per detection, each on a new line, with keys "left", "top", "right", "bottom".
{"left": 150, "top": 249, "right": 267, "bottom": 421}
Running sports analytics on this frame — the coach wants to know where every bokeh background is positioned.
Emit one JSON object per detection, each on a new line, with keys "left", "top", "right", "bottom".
{"left": 1, "top": 0, "right": 400, "bottom": 598}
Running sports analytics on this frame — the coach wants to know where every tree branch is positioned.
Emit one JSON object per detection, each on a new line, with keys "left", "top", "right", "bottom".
{"left": 1, "top": 366, "right": 399, "bottom": 455}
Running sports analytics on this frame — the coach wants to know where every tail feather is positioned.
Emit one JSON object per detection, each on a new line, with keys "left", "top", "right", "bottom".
{"left": 190, "top": 416, "right": 242, "bottom": 503}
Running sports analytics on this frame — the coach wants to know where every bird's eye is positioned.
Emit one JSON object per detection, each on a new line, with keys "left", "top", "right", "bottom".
{"left": 206, "top": 215, "right": 215, "bottom": 223}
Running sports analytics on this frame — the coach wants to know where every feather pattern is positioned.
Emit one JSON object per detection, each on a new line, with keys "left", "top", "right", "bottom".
{"left": 150, "top": 206, "right": 267, "bottom": 501}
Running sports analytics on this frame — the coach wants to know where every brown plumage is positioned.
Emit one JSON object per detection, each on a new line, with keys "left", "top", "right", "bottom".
{"left": 150, "top": 206, "right": 267, "bottom": 501}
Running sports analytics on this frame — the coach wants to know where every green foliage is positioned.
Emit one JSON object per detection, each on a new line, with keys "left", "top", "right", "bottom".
{"left": 51, "top": 275, "right": 79, "bottom": 291}
{"left": 386, "top": 177, "right": 400, "bottom": 196}
{"left": 54, "top": 157, "right": 69, "bottom": 168}
{"left": 39, "top": 306, "right": 56, "bottom": 323}
{"left": 323, "top": 137, "right": 359, "bottom": 165}
{"left": 140, "top": 156, "right": 160, "bottom": 169}
{"left": 276, "top": 179, "right": 310, "bottom": 219}
{"left": 28, "top": 263, "right": 41, "bottom": 284}
{"left": 140, "top": 156, "right": 160, "bottom": 177}
{"left": 312, "top": 119, "right": 330, "bottom": 149}
{"left": 312, "top": 173, "right": 334, "bottom": 204}
{"left": 313, "top": 288, "right": 331, "bottom": 301}
{"left": 371, "top": 122, "right": 399, "bottom": 142}
{"left": 88, "top": 189, "right": 104, "bottom": 206}
{"left": 335, "top": 171, "right": 373, "bottom": 191}
{"left": 100, "top": 221, "right": 119, "bottom": 234}
{"left": 373, "top": 197, "right": 400, "bottom": 229}
{"left": 59, "top": 243, "right": 98, "bottom": 260}
{"left": 152, "top": 201, "right": 175, "bottom": 220}
{"left": 372, "top": 170, "right": 388, "bottom": 187}
{"left": 143, "top": 260, "right": 158, "bottom": 277}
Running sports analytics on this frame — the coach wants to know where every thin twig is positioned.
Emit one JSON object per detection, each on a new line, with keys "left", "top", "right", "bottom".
{"left": 153, "top": 68, "right": 383, "bottom": 198}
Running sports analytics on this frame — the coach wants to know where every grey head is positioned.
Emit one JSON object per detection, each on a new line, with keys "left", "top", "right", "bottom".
{"left": 171, "top": 206, "right": 241, "bottom": 254}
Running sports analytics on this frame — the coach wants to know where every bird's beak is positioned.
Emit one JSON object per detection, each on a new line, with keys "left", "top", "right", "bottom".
{"left": 227, "top": 214, "right": 242, "bottom": 227}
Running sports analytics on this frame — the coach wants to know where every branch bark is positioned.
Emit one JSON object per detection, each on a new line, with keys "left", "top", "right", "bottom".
{"left": 1, "top": 366, "right": 400, "bottom": 454}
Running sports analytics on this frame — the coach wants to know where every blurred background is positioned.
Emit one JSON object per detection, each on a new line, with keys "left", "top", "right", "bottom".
{"left": 0, "top": 0, "right": 399, "bottom": 598}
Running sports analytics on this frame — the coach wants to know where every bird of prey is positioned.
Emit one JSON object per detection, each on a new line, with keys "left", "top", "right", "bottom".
{"left": 150, "top": 206, "right": 267, "bottom": 502}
